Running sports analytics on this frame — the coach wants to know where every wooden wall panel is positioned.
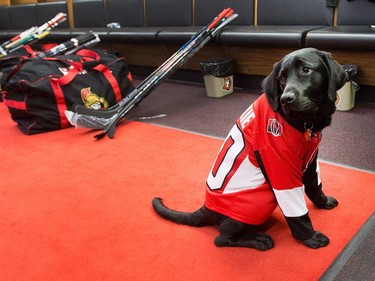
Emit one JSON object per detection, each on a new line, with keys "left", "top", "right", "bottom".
{"left": 115, "top": 44, "right": 169, "bottom": 67}
{"left": 224, "top": 47, "right": 294, "bottom": 76}
{"left": 115, "top": 43, "right": 375, "bottom": 87}
{"left": 323, "top": 50, "right": 375, "bottom": 86}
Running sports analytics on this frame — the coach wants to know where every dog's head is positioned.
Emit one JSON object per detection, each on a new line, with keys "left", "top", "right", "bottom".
{"left": 262, "top": 48, "right": 348, "bottom": 130}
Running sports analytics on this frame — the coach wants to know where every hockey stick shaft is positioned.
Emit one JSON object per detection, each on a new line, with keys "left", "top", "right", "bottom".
{"left": 35, "top": 31, "right": 100, "bottom": 59}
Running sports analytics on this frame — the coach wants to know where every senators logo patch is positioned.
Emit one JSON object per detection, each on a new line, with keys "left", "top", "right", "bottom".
{"left": 335, "top": 92, "right": 341, "bottom": 106}
{"left": 267, "top": 118, "right": 283, "bottom": 137}
{"left": 222, "top": 76, "right": 232, "bottom": 91}
{"left": 81, "top": 87, "right": 109, "bottom": 110}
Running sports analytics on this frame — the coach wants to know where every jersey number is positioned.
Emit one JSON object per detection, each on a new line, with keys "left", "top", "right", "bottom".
{"left": 207, "top": 124, "right": 246, "bottom": 190}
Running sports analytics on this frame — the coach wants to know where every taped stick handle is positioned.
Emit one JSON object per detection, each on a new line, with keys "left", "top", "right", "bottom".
{"left": 207, "top": 7, "right": 231, "bottom": 29}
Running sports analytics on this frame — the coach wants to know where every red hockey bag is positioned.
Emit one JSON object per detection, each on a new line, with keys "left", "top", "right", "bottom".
{"left": 2, "top": 49, "right": 133, "bottom": 134}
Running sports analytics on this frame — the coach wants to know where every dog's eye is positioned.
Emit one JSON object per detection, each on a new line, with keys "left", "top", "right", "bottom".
{"left": 279, "top": 76, "right": 286, "bottom": 86}
{"left": 302, "top": 67, "right": 312, "bottom": 74}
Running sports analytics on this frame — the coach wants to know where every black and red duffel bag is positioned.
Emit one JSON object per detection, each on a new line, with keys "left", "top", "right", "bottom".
{"left": 2, "top": 49, "right": 134, "bottom": 134}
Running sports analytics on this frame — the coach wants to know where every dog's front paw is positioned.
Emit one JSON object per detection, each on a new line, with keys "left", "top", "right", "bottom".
{"left": 325, "top": 196, "right": 338, "bottom": 209}
{"left": 303, "top": 231, "right": 330, "bottom": 249}
{"left": 315, "top": 195, "right": 338, "bottom": 210}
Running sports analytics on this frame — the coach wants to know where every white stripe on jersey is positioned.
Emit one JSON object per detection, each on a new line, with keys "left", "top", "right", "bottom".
{"left": 222, "top": 157, "right": 265, "bottom": 194}
{"left": 317, "top": 161, "right": 322, "bottom": 186}
{"left": 273, "top": 186, "right": 308, "bottom": 217}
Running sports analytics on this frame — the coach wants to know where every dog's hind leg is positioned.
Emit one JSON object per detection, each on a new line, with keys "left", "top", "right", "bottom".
{"left": 214, "top": 218, "right": 274, "bottom": 251}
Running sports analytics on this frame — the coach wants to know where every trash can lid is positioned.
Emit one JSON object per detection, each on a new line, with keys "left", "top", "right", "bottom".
{"left": 200, "top": 58, "right": 234, "bottom": 77}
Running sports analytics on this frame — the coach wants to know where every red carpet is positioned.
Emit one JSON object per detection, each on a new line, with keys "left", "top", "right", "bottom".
{"left": 0, "top": 104, "right": 374, "bottom": 281}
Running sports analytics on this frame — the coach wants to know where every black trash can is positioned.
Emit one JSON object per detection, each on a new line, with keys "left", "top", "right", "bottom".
{"left": 200, "top": 58, "right": 234, "bottom": 98}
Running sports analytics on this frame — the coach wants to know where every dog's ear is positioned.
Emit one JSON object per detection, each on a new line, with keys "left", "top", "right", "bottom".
{"left": 321, "top": 51, "right": 348, "bottom": 102}
{"left": 263, "top": 60, "right": 282, "bottom": 111}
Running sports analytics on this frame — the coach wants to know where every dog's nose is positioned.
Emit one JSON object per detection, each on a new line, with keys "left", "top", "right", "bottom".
{"left": 280, "top": 92, "right": 296, "bottom": 105}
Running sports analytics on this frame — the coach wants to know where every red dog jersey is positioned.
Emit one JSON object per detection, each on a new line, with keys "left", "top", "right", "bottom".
{"left": 205, "top": 94, "right": 321, "bottom": 225}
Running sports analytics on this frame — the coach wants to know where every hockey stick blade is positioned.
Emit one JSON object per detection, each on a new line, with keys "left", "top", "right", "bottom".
{"left": 65, "top": 110, "right": 118, "bottom": 129}
{"left": 93, "top": 107, "right": 129, "bottom": 139}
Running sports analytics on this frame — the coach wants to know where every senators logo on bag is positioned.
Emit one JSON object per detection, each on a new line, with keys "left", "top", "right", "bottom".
{"left": 81, "top": 87, "right": 109, "bottom": 110}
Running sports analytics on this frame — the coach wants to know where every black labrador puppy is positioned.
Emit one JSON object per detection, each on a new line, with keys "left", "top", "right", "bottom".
{"left": 152, "top": 48, "right": 348, "bottom": 250}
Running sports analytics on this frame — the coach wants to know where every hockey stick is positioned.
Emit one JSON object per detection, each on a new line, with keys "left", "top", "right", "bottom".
{"left": 68, "top": 9, "right": 237, "bottom": 138}
{"left": 73, "top": 8, "right": 233, "bottom": 117}
{"left": 70, "top": 8, "right": 235, "bottom": 121}
{"left": 0, "top": 13, "right": 66, "bottom": 58}
{"left": 98, "top": 18, "right": 238, "bottom": 139}
{"left": 35, "top": 31, "right": 100, "bottom": 59}
{"left": 65, "top": 8, "right": 237, "bottom": 138}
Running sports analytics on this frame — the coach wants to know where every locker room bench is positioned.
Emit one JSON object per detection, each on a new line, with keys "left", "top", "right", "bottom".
{"left": 305, "top": 0, "right": 375, "bottom": 88}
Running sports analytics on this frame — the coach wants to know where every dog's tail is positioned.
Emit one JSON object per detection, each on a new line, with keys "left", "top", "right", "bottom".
{"left": 152, "top": 197, "right": 210, "bottom": 227}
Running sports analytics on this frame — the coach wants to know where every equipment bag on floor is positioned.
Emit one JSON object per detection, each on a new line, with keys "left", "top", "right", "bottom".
{"left": 2, "top": 49, "right": 134, "bottom": 134}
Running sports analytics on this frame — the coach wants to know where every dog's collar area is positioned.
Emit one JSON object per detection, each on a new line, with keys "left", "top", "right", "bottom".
{"left": 304, "top": 122, "right": 314, "bottom": 131}
{"left": 304, "top": 123, "right": 314, "bottom": 141}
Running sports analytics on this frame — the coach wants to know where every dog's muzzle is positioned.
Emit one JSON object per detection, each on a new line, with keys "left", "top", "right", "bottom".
{"left": 280, "top": 92, "right": 296, "bottom": 106}
{"left": 280, "top": 91, "right": 318, "bottom": 121}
